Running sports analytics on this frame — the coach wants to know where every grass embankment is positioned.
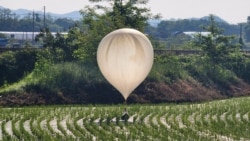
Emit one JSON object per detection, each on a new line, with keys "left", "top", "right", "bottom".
{"left": 1, "top": 54, "right": 250, "bottom": 105}
{"left": 0, "top": 97, "right": 249, "bottom": 140}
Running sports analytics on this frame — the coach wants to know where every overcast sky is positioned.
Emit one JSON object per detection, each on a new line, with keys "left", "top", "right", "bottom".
{"left": 1, "top": 0, "right": 250, "bottom": 24}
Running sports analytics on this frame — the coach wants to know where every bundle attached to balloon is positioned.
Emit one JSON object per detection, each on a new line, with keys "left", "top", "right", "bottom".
{"left": 97, "top": 28, "right": 154, "bottom": 102}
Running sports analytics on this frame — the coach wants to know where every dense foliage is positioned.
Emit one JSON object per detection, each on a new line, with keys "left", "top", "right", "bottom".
{"left": 0, "top": 50, "right": 37, "bottom": 86}
{"left": 72, "top": 0, "right": 158, "bottom": 61}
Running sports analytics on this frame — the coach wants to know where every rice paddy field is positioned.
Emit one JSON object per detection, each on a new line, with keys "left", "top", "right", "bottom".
{"left": 0, "top": 97, "right": 249, "bottom": 141}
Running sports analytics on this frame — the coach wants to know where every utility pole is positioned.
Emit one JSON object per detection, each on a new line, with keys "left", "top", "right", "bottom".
{"left": 239, "top": 23, "right": 244, "bottom": 47}
{"left": 44, "top": 6, "right": 46, "bottom": 29}
{"left": 240, "top": 24, "right": 242, "bottom": 39}
{"left": 32, "top": 11, "right": 35, "bottom": 41}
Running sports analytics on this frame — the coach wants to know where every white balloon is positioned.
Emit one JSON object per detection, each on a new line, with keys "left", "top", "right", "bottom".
{"left": 97, "top": 28, "right": 154, "bottom": 100}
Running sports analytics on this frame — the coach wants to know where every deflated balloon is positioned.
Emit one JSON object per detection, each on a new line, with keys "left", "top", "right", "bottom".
{"left": 97, "top": 28, "right": 154, "bottom": 100}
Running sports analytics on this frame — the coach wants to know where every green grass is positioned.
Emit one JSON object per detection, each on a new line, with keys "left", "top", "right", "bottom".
{"left": 0, "top": 72, "right": 38, "bottom": 94}
{"left": 0, "top": 62, "right": 104, "bottom": 95}
{"left": 0, "top": 97, "right": 249, "bottom": 140}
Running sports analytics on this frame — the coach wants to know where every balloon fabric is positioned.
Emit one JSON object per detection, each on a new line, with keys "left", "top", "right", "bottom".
{"left": 97, "top": 28, "right": 154, "bottom": 101}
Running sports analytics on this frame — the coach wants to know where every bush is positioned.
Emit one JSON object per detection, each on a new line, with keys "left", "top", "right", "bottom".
{"left": 185, "top": 55, "right": 238, "bottom": 89}
{"left": 0, "top": 50, "right": 37, "bottom": 86}
{"left": 148, "top": 55, "right": 188, "bottom": 83}
{"left": 33, "top": 61, "right": 103, "bottom": 92}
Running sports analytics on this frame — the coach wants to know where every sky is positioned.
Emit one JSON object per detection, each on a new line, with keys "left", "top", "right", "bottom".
{"left": 0, "top": 0, "right": 250, "bottom": 24}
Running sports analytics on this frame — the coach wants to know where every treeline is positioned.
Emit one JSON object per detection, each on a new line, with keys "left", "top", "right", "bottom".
{"left": 0, "top": 8, "right": 77, "bottom": 32}
{"left": 1, "top": 7, "right": 249, "bottom": 43}
{"left": 149, "top": 17, "right": 239, "bottom": 39}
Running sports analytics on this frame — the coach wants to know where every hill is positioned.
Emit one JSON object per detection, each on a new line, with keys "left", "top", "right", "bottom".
{"left": 0, "top": 6, "right": 82, "bottom": 21}
{"left": 0, "top": 6, "right": 230, "bottom": 26}
{"left": 13, "top": 8, "right": 82, "bottom": 21}
{"left": 190, "top": 15, "right": 228, "bottom": 23}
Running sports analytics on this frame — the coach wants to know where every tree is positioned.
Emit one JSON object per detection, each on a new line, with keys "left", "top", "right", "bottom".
{"left": 195, "top": 15, "right": 240, "bottom": 65}
{"left": 0, "top": 8, "right": 19, "bottom": 31}
{"left": 73, "top": 0, "right": 159, "bottom": 61}
{"left": 244, "top": 24, "right": 250, "bottom": 42}
{"left": 35, "top": 28, "right": 54, "bottom": 48}
{"left": 35, "top": 28, "right": 75, "bottom": 61}
{"left": 54, "top": 18, "right": 75, "bottom": 31}
{"left": 107, "top": 0, "right": 154, "bottom": 31}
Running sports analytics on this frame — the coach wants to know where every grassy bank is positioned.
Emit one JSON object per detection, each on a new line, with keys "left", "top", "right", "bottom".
{"left": 1, "top": 53, "right": 250, "bottom": 105}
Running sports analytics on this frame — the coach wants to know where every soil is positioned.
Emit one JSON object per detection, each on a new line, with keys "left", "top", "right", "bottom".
{"left": 0, "top": 79, "right": 250, "bottom": 106}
